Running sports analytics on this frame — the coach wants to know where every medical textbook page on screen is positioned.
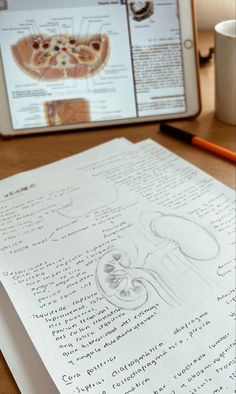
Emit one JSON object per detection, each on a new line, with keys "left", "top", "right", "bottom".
{"left": 0, "top": 0, "right": 199, "bottom": 135}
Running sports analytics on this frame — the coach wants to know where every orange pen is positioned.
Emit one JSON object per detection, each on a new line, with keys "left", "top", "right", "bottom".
{"left": 160, "top": 123, "right": 236, "bottom": 163}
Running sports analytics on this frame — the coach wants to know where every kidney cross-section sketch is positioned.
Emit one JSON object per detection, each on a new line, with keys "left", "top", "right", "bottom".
{"left": 96, "top": 212, "right": 220, "bottom": 310}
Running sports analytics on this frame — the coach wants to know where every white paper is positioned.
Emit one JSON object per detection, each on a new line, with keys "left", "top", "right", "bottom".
{"left": 0, "top": 283, "right": 58, "bottom": 394}
{"left": 0, "top": 137, "right": 131, "bottom": 394}
{"left": 0, "top": 139, "right": 235, "bottom": 394}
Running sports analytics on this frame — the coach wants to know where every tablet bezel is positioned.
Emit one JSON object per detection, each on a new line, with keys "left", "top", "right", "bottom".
{"left": 0, "top": 0, "right": 201, "bottom": 136}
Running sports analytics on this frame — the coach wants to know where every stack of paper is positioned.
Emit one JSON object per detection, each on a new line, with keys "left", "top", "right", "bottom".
{"left": 0, "top": 138, "right": 235, "bottom": 393}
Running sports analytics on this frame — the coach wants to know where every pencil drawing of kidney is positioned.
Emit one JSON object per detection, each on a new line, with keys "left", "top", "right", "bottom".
{"left": 96, "top": 249, "right": 149, "bottom": 310}
{"left": 96, "top": 245, "right": 179, "bottom": 310}
{"left": 57, "top": 179, "right": 118, "bottom": 218}
{"left": 148, "top": 213, "right": 220, "bottom": 277}
{"left": 150, "top": 213, "right": 219, "bottom": 253}
{"left": 142, "top": 211, "right": 220, "bottom": 287}
{"left": 96, "top": 213, "right": 220, "bottom": 310}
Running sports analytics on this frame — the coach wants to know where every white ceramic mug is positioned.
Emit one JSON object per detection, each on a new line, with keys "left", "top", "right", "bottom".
{"left": 214, "top": 19, "right": 236, "bottom": 126}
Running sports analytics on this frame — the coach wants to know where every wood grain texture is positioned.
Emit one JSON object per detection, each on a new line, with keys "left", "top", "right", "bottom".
{"left": 0, "top": 31, "right": 235, "bottom": 394}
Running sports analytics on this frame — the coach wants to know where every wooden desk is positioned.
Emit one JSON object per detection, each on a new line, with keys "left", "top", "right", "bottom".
{"left": 0, "top": 31, "right": 235, "bottom": 394}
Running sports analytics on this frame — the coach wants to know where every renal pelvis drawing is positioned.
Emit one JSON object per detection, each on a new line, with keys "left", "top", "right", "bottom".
{"left": 96, "top": 212, "right": 220, "bottom": 310}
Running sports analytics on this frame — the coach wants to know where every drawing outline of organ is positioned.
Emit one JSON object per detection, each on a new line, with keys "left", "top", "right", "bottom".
{"left": 142, "top": 212, "right": 220, "bottom": 286}
{"left": 96, "top": 243, "right": 181, "bottom": 310}
{"left": 11, "top": 33, "right": 110, "bottom": 80}
{"left": 144, "top": 212, "right": 220, "bottom": 261}
{"left": 96, "top": 213, "right": 220, "bottom": 310}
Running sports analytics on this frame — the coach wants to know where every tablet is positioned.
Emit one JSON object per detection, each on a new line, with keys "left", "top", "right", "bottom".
{"left": 0, "top": 0, "right": 201, "bottom": 136}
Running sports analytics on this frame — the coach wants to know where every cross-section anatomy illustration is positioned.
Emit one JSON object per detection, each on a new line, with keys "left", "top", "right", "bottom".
{"left": 11, "top": 33, "right": 110, "bottom": 80}
{"left": 45, "top": 98, "right": 90, "bottom": 126}
{"left": 129, "top": 2, "right": 154, "bottom": 22}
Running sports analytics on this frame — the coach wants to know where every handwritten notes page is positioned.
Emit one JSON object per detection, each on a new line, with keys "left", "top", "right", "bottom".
{"left": 0, "top": 139, "right": 235, "bottom": 394}
{"left": 0, "top": 137, "right": 132, "bottom": 394}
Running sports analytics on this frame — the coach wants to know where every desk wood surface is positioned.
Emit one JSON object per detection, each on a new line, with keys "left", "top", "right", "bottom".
{"left": 0, "top": 31, "right": 235, "bottom": 394}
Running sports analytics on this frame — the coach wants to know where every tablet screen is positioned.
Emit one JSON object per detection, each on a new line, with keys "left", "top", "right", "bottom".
{"left": 0, "top": 1, "right": 190, "bottom": 132}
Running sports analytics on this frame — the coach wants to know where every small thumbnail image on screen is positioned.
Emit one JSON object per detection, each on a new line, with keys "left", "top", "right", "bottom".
{"left": 0, "top": 0, "right": 8, "bottom": 11}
